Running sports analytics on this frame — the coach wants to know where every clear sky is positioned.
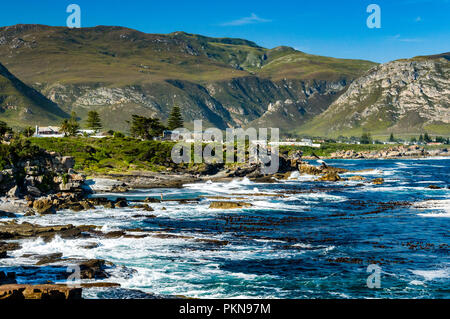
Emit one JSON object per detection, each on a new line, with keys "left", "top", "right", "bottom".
{"left": 0, "top": 0, "right": 448, "bottom": 63}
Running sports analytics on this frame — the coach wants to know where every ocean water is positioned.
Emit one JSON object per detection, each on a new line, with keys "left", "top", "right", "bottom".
{"left": 1, "top": 159, "right": 449, "bottom": 299}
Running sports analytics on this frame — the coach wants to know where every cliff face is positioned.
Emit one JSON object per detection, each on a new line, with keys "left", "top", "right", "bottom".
{"left": 35, "top": 77, "right": 348, "bottom": 131}
{"left": 300, "top": 55, "right": 450, "bottom": 136}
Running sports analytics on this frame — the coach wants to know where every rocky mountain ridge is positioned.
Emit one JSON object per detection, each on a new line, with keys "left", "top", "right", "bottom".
{"left": 299, "top": 55, "right": 450, "bottom": 136}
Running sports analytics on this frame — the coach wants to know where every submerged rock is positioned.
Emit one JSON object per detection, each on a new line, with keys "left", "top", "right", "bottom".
{"left": 209, "top": 201, "right": 253, "bottom": 209}
{"left": 372, "top": 178, "right": 385, "bottom": 185}
{"left": 346, "top": 175, "right": 366, "bottom": 181}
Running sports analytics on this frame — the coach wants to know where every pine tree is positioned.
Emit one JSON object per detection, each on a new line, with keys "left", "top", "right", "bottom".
{"left": 86, "top": 111, "right": 102, "bottom": 131}
{"left": 167, "top": 106, "right": 184, "bottom": 130}
{"left": 389, "top": 133, "right": 395, "bottom": 142}
{"left": 419, "top": 134, "right": 424, "bottom": 143}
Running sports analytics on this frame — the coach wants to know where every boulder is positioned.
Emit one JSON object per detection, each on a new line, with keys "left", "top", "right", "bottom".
{"left": 318, "top": 172, "right": 341, "bottom": 182}
{"left": 428, "top": 185, "right": 442, "bottom": 189}
{"left": 78, "top": 259, "right": 110, "bottom": 279}
{"left": 26, "top": 185, "right": 43, "bottom": 197}
{"left": 33, "top": 198, "right": 56, "bottom": 215}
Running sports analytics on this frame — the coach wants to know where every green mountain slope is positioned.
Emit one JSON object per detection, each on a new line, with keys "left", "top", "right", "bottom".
{"left": 0, "top": 24, "right": 376, "bottom": 131}
{"left": 0, "top": 62, "right": 68, "bottom": 128}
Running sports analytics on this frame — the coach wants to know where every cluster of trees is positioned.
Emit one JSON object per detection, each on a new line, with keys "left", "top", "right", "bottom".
{"left": 360, "top": 132, "right": 450, "bottom": 145}
{"left": 56, "top": 105, "right": 183, "bottom": 140}
{"left": 360, "top": 132, "right": 372, "bottom": 144}
{"left": 411, "top": 133, "right": 450, "bottom": 144}
{"left": 129, "top": 106, "right": 184, "bottom": 140}
{"left": 58, "top": 111, "right": 103, "bottom": 137}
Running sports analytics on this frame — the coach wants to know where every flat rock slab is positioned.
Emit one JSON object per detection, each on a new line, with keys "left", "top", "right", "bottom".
{"left": 0, "top": 284, "right": 82, "bottom": 300}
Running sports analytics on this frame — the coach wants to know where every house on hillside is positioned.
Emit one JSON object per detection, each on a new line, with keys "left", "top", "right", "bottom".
{"left": 33, "top": 126, "right": 65, "bottom": 138}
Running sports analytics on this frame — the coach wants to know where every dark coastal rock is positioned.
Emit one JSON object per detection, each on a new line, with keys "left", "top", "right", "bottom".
{"left": 0, "top": 210, "right": 16, "bottom": 218}
{"left": 144, "top": 197, "right": 161, "bottom": 203}
{"left": 104, "top": 231, "right": 126, "bottom": 239}
{"left": 35, "top": 253, "right": 64, "bottom": 265}
{"left": 114, "top": 198, "right": 128, "bottom": 208}
{"left": 0, "top": 221, "right": 97, "bottom": 240}
{"left": 0, "top": 284, "right": 82, "bottom": 300}
{"left": 131, "top": 204, "right": 154, "bottom": 211}
{"left": 78, "top": 259, "right": 111, "bottom": 279}
{"left": 209, "top": 201, "right": 253, "bottom": 209}
{"left": 0, "top": 271, "right": 17, "bottom": 284}
{"left": 0, "top": 241, "right": 21, "bottom": 258}
{"left": 428, "top": 185, "right": 442, "bottom": 189}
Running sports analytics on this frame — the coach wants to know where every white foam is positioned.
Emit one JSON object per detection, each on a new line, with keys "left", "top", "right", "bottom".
{"left": 410, "top": 269, "right": 449, "bottom": 281}
{"left": 415, "top": 199, "right": 450, "bottom": 217}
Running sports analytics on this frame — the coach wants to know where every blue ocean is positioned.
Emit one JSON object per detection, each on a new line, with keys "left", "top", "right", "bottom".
{"left": 1, "top": 158, "right": 449, "bottom": 299}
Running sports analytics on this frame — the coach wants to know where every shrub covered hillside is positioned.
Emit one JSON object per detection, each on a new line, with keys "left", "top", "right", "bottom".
{"left": 29, "top": 137, "right": 177, "bottom": 174}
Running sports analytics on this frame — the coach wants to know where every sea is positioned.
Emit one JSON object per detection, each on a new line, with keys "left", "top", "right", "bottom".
{"left": 1, "top": 158, "right": 449, "bottom": 299}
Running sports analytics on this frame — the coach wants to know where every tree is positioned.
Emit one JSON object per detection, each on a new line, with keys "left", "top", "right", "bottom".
{"left": 410, "top": 137, "right": 417, "bottom": 143}
{"left": 360, "top": 132, "right": 372, "bottom": 144}
{"left": 129, "top": 115, "right": 166, "bottom": 140}
{"left": 424, "top": 132, "right": 431, "bottom": 143}
{"left": 61, "top": 112, "right": 80, "bottom": 136}
{"left": 0, "top": 121, "right": 12, "bottom": 138}
{"left": 418, "top": 134, "right": 424, "bottom": 143}
{"left": 167, "top": 106, "right": 184, "bottom": 130}
{"left": 86, "top": 111, "right": 102, "bottom": 131}
{"left": 389, "top": 133, "right": 395, "bottom": 142}
{"left": 22, "top": 126, "right": 35, "bottom": 138}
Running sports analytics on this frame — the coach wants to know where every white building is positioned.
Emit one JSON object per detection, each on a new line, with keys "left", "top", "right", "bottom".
{"left": 34, "top": 126, "right": 65, "bottom": 138}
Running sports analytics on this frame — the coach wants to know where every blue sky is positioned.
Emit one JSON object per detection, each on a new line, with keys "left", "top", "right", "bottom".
{"left": 0, "top": 0, "right": 448, "bottom": 62}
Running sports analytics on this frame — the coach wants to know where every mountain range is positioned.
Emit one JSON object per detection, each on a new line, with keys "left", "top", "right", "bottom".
{"left": 0, "top": 24, "right": 448, "bottom": 137}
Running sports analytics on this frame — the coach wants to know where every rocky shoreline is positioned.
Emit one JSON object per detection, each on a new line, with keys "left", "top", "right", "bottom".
{"left": 327, "top": 145, "right": 449, "bottom": 159}
{"left": 1, "top": 147, "right": 449, "bottom": 299}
